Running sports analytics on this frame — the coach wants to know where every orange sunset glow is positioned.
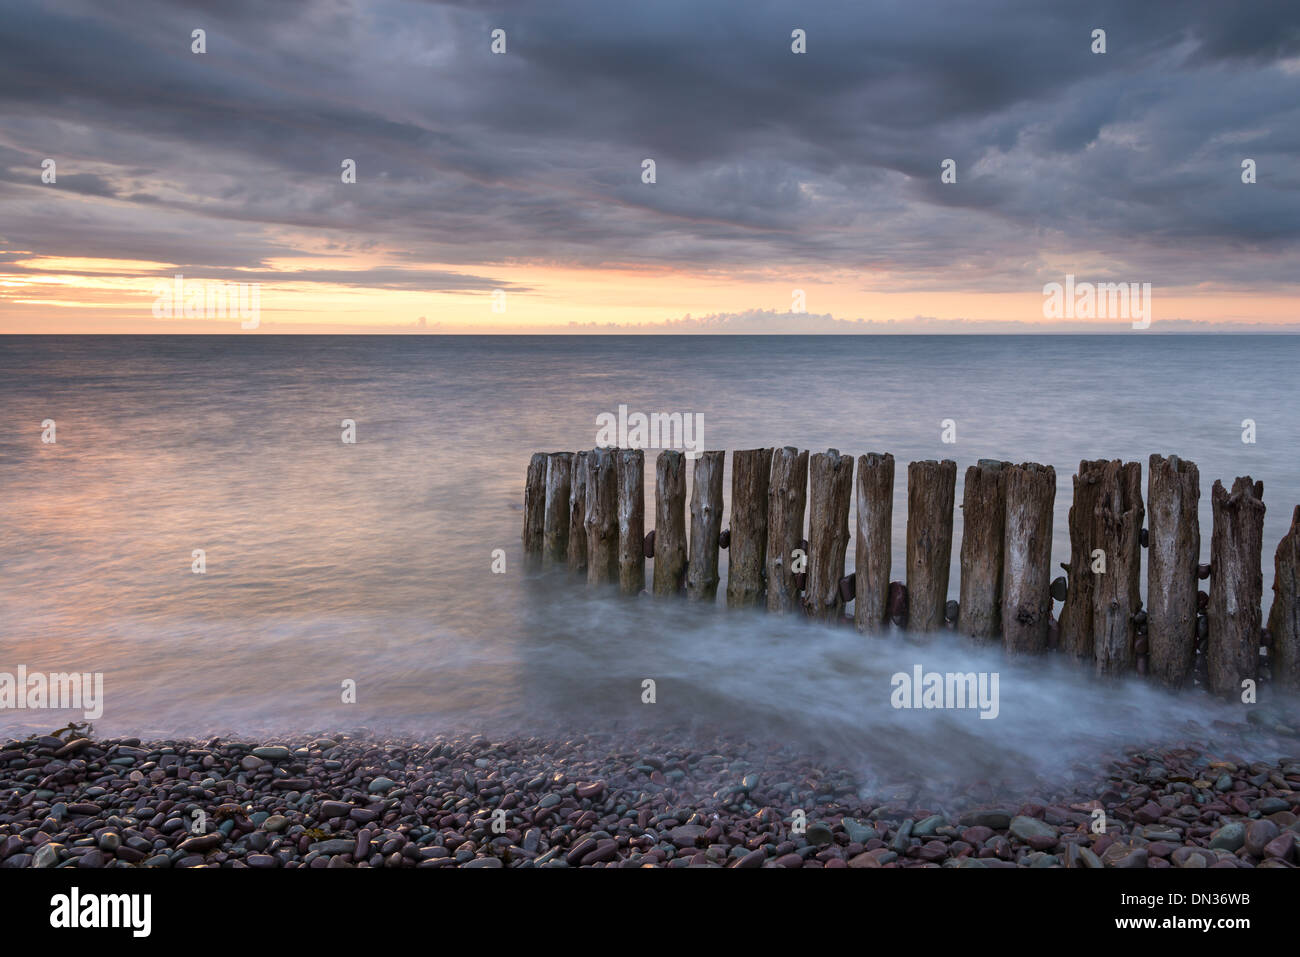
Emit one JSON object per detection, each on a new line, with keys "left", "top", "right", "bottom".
{"left": 3, "top": 253, "right": 1298, "bottom": 334}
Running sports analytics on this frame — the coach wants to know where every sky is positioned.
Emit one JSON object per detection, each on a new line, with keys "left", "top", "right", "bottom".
{"left": 1, "top": 0, "right": 1298, "bottom": 333}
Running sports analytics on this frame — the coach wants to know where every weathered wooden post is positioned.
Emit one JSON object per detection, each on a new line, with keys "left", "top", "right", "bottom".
{"left": 584, "top": 448, "right": 620, "bottom": 586}
{"left": 652, "top": 450, "right": 688, "bottom": 596}
{"left": 906, "top": 460, "right": 956, "bottom": 634}
{"left": 1147, "top": 454, "right": 1200, "bottom": 687}
{"left": 766, "top": 447, "right": 809, "bottom": 614}
{"left": 1208, "top": 477, "right": 1265, "bottom": 696}
{"left": 1092, "top": 461, "right": 1144, "bottom": 676}
{"left": 726, "top": 448, "right": 773, "bottom": 608}
{"left": 1268, "top": 505, "right": 1300, "bottom": 691}
{"left": 958, "top": 460, "right": 1009, "bottom": 642}
{"left": 522, "top": 452, "right": 547, "bottom": 569}
{"left": 542, "top": 452, "right": 573, "bottom": 569}
{"left": 686, "top": 451, "right": 725, "bottom": 602}
{"left": 1001, "top": 463, "right": 1056, "bottom": 654}
{"left": 617, "top": 449, "right": 645, "bottom": 594}
{"left": 1059, "top": 460, "right": 1107, "bottom": 664}
{"left": 804, "top": 449, "right": 854, "bottom": 621}
{"left": 566, "top": 450, "right": 588, "bottom": 575}
{"left": 855, "top": 452, "right": 894, "bottom": 633}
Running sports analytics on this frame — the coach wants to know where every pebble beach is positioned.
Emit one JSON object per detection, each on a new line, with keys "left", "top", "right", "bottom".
{"left": 2, "top": 727, "right": 1298, "bottom": 869}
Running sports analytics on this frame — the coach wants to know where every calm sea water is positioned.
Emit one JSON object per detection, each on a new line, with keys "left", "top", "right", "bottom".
{"left": 0, "top": 335, "right": 1296, "bottom": 785}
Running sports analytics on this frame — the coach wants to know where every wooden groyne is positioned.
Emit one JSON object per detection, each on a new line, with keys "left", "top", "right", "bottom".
{"left": 522, "top": 447, "right": 1300, "bottom": 696}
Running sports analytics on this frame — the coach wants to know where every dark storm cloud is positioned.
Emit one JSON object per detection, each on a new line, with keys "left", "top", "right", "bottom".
{"left": 0, "top": 0, "right": 1297, "bottom": 291}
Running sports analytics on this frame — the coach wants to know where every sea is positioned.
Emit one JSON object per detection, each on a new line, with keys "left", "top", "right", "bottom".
{"left": 1, "top": 335, "right": 1296, "bottom": 790}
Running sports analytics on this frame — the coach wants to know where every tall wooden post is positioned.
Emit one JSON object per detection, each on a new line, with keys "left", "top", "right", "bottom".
{"left": 617, "top": 449, "right": 645, "bottom": 594}
{"left": 854, "top": 452, "right": 894, "bottom": 633}
{"left": 1147, "top": 454, "right": 1200, "bottom": 687}
{"left": 804, "top": 449, "right": 854, "bottom": 621}
{"left": 727, "top": 448, "right": 773, "bottom": 609}
{"left": 1092, "top": 461, "right": 1144, "bottom": 676}
{"left": 904, "top": 462, "right": 956, "bottom": 634}
{"left": 766, "top": 447, "right": 808, "bottom": 614}
{"left": 566, "top": 450, "right": 588, "bottom": 575}
{"left": 584, "top": 448, "right": 619, "bottom": 586}
{"left": 522, "top": 452, "right": 547, "bottom": 569}
{"left": 1002, "top": 463, "right": 1056, "bottom": 654}
{"left": 906, "top": 460, "right": 956, "bottom": 634}
{"left": 686, "top": 451, "right": 725, "bottom": 602}
{"left": 1059, "top": 460, "right": 1107, "bottom": 664}
{"left": 542, "top": 452, "right": 573, "bottom": 569}
{"left": 1267, "top": 505, "right": 1300, "bottom": 691}
{"left": 958, "top": 459, "right": 1009, "bottom": 642}
{"left": 652, "top": 450, "right": 688, "bottom": 596}
{"left": 1208, "top": 477, "right": 1265, "bottom": 696}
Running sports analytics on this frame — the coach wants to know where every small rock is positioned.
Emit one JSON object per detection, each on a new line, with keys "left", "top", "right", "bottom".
{"left": 33, "top": 844, "right": 62, "bottom": 868}
{"left": 309, "top": 839, "right": 355, "bottom": 855}
{"left": 1009, "top": 816, "right": 1058, "bottom": 850}
{"left": 1263, "top": 831, "right": 1295, "bottom": 862}
{"left": 805, "top": 822, "right": 834, "bottom": 847}
{"left": 890, "top": 819, "right": 913, "bottom": 853}
{"left": 842, "top": 818, "right": 877, "bottom": 845}
{"left": 319, "top": 801, "right": 351, "bottom": 819}
{"left": 1208, "top": 822, "right": 1245, "bottom": 852}
{"left": 1244, "top": 819, "right": 1280, "bottom": 858}
{"left": 251, "top": 746, "right": 292, "bottom": 761}
{"left": 669, "top": 825, "right": 707, "bottom": 849}
{"left": 178, "top": 833, "right": 223, "bottom": 853}
{"left": 958, "top": 809, "right": 1012, "bottom": 830}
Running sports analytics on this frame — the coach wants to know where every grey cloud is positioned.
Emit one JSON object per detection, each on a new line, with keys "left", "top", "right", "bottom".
{"left": 0, "top": 0, "right": 1297, "bottom": 296}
